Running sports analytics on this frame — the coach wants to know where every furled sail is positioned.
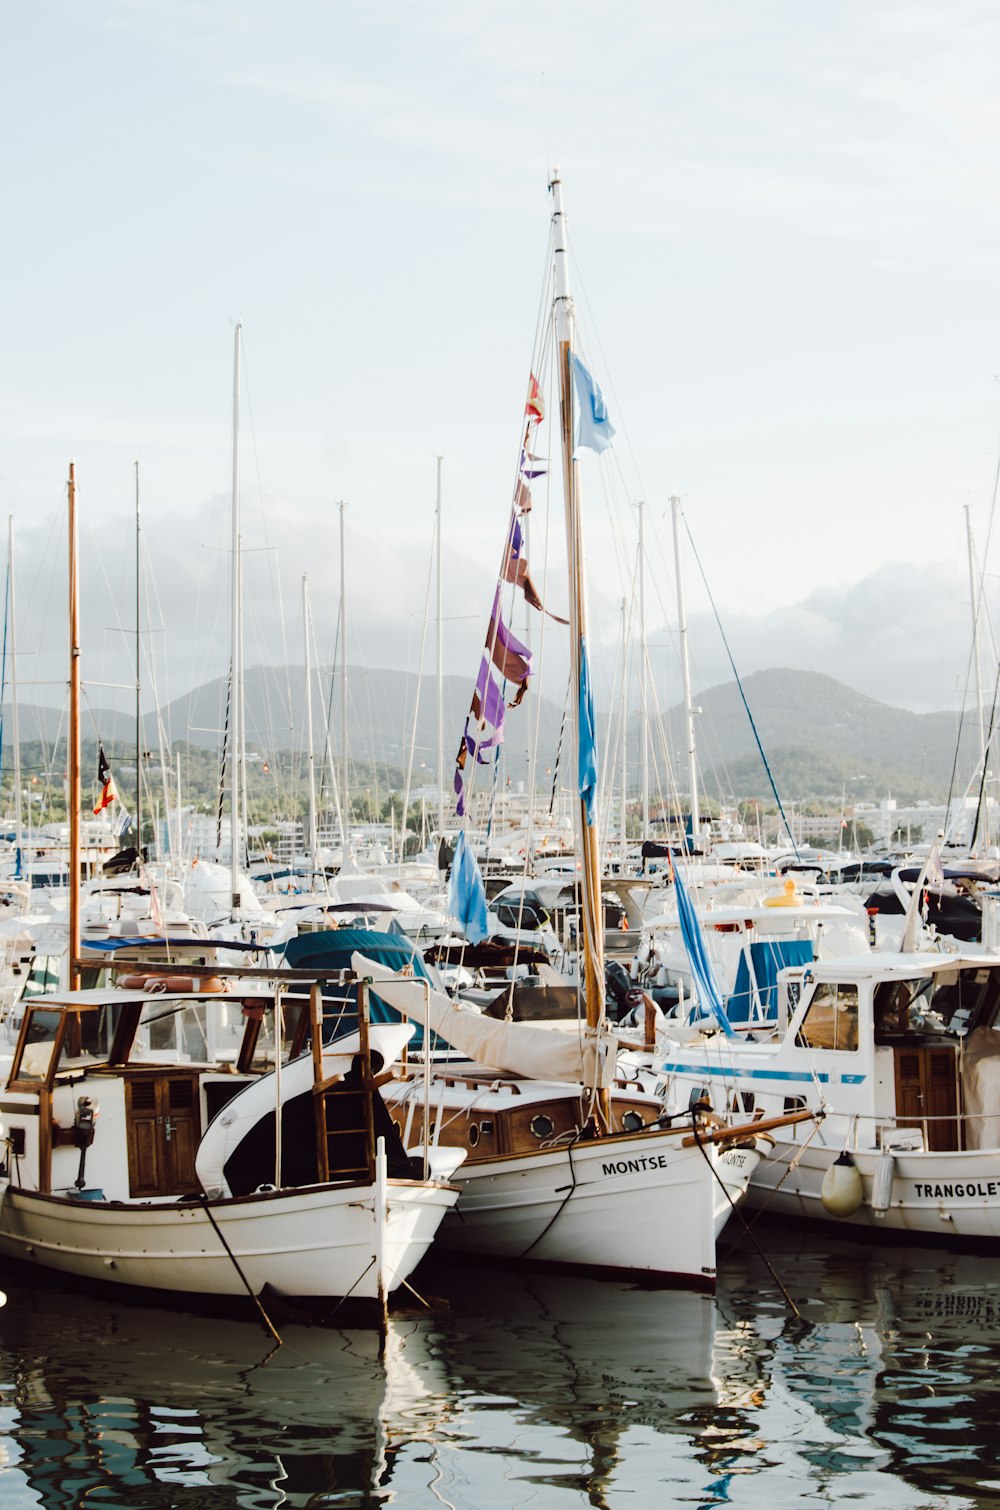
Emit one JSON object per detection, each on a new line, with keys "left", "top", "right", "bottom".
{"left": 351, "top": 952, "right": 619, "bottom": 1088}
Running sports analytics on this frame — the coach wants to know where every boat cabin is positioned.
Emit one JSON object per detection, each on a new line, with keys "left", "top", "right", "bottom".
{"left": 0, "top": 984, "right": 318, "bottom": 1201}
{"left": 657, "top": 954, "right": 1000, "bottom": 1156}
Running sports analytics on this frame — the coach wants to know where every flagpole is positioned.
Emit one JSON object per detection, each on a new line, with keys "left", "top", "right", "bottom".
{"left": 68, "top": 461, "right": 81, "bottom": 992}
{"left": 550, "top": 167, "right": 605, "bottom": 1032}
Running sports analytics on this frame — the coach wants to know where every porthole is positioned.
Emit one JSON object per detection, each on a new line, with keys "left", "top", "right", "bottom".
{"left": 468, "top": 1123, "right": 481, "bottom": 1148}
{"left": 621, "top": 1110, "right": 645, "bottom": 1132}
{"left": 530, "top": 1113, "right": 555, "bottom": 1139}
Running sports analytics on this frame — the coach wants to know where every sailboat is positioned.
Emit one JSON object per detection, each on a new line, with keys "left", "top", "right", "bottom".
{"left": 355, "top": 172, "right": 812, "bottom": 1289}
{"left": 0, "top": 463, "right": 462, "bottom": 1322}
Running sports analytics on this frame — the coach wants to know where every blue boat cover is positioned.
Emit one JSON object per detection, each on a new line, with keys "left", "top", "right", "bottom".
{"left": 279, "top": 928, "right": 440, "bottom": 1047}
{"left": 727, "top": 939, "right": 814, "bottom": 1024}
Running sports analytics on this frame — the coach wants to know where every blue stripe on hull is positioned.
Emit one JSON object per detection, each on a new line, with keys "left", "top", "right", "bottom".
{"left": 657, "top": 1061, "right": 866, "bottom": 1087}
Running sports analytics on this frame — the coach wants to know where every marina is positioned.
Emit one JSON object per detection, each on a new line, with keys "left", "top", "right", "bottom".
{"left": 6, "top": 4, "right": 1000, "bottom": 1505}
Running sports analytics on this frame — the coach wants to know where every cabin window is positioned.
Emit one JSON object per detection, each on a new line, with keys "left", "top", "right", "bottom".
{"left": 55, "top": 1005, "right": 119, "bottom": 1073}
{"left": 795, "top": 983, "right": 859, "bottom": 1052}
{"left": 14, "top": 1007, "right": 63, "bottom": 1081}
{"left": 134, "top": 1000, "right": 210, "bottom": 1063}
{"left": 873, "top": 977, "right": 934, "bottom": 1036}
{"left": 20, "top": 955, "right": 61, "bottom": 1000}
{"left": 494, "top": 900, "right": 547, "bottom": 930}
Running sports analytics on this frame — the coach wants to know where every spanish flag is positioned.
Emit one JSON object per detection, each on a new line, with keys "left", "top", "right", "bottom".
{"left": 93, "top": 745, "right": 117, "bottom": 815}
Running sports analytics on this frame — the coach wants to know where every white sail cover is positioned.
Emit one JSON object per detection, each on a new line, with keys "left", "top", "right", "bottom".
{"left": 353, "top": 952, "right": 618, "bottom": 1088}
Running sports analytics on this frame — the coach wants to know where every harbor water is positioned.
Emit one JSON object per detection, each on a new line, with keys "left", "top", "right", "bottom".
{"left": 0, "top": 1225, "right": 997, "bottom": 1508}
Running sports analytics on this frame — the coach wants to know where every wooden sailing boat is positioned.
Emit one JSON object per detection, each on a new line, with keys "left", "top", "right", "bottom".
{"left": 0, "top": 463, "right": 462, "bottom": 1322}
{"left": 359, "top": 172, "right": 795, "bottom": 1289}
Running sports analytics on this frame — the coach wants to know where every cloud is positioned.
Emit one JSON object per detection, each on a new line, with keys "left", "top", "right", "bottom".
{"left": 672, "top": 561, "right": 974, "bottom": 714}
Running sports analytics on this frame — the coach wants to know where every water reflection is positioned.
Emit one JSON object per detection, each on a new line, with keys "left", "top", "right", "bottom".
{"left": 0, "top": 1282, "right": 404, "bottom": 1507}
{"left": 722, "top": 1229, "right": 1000, "bottom": 1507}
{"left": 0, "top": 1236, "right": 996, "bottom": 1506}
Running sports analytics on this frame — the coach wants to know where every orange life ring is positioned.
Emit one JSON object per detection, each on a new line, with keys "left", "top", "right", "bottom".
{"left": 116, "top": 972, "right": 228, "bottom": 994}
{"left": 165, "top": 975, "right": 227, "bottom": 994}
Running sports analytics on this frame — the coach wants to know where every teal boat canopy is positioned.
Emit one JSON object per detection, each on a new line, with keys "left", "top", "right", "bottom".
{"left": 279, "top": 928, "right": 440, "bottom": 1047}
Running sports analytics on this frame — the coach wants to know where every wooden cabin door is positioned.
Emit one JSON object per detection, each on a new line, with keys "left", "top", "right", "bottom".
{"left": 893, "top": 1044, "right": 960, "bottom": 1151}
{"left": 126, "top": 1073, "right": 201, "bottom": 1196}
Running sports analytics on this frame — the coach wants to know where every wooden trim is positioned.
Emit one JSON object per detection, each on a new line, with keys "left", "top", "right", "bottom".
{"left": 681, "top": 1106, "right": 819, "bottom": 1148}
{"left": 38, "top": 1088, "right": 52, "bottom": 1195}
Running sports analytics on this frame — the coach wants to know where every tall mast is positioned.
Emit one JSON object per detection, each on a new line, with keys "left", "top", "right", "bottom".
{"left": 638, "top": 499, "right": 649, "bottom": 842}
{"left": 134, "top": 459, "right": 142, "bottom": 851}
{"left": 620, "top": 596, "right": 628, "bottom": 870}
{"left": 230, "top": 324, "right": 242, "bottom": 905}
{"left": 68, "top": 461, "right": 81, "bottom": 990}
{"left": 671, "top": 494, "right": 700, "bottom": 845}
{"left": 550, "top": 168, "right": 605, "bottom": 1026}
{"left": 436, "top": 454, "right": 445, "bottom": 842}
{"left": 303, "top": 574, "right": 318, "bottom": 873}
{"left": 8, "top": 517, "right": 22, "bottom": 874}
{"left": 338, "top": 500, "right": 349, "bottom": 851}
{"left": 966, "top": 504, "right": 988, "bottom": 851}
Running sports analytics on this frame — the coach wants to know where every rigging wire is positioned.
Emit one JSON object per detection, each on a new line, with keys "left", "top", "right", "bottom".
{"left": 683, "top": 518, "right": 800, "bottom": 858}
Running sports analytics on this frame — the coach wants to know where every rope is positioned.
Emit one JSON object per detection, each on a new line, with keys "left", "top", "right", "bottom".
{"left": 688, "top": 1107, "right": 803, "bottom": 1318}
{"left": 548, "top": 672, "right": 571, "bottom": 817}
{"left": 728, "top": 1113, "right": 826, "bottom": 1235}
{"left": 518, "top": 1131, "right": 584, "bottom": 1258}
{"left": 684, "top": 521, "right": 800, "bottom": 858}
{"left": 216, "top": 665, "right": 232, "bottom": 852}
{"left": 198, "top": 1193, "right": 282, "bottom": 1345}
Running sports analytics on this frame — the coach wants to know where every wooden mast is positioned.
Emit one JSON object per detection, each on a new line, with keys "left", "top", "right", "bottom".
{"left": 68, "top": 461, "right": 81, "bottom": 990}
{"left": 550, "top": 168, "right": 605, "bottom": 1029}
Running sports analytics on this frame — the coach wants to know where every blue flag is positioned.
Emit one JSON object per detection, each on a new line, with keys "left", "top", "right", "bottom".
{"left": 578, "top": 638, "right": 598, "bottom": 826}
{"left": 448, "top": 830, "right": 489, "bottom": 944}
{"left": 570, "top": 353, "right": 616, "bottom": 454}
{"left": 672, "top": 858, "right": 735, "bottom": 1037}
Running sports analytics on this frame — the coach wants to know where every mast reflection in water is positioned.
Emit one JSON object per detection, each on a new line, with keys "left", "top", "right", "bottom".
{"left": 0, "top": 1236, "right": 996, "bottom": 1507}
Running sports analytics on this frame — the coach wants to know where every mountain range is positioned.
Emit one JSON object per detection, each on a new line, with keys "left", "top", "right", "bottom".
{"left": 8, "top": 666, "right": 973, "bottom": 806}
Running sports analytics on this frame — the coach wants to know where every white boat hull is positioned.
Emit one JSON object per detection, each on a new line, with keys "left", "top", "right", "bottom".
{"left": 437, "top": 1133, "right": 759, "bottom": 1288}
{"left": 0, "top": 1178, "right": 457, "bottom": 1303}
{"left": 750, "top": 1139, "right": 1000, "bottom": 1241}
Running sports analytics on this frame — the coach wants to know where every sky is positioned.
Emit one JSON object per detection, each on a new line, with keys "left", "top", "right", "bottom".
{"left": 3, "top": 0, "right": 1000, "bottom": 734}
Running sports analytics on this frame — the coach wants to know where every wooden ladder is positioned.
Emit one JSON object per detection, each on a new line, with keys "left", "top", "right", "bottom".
{"left": 310, "top": 981, "right": 376, "bottom": 1182}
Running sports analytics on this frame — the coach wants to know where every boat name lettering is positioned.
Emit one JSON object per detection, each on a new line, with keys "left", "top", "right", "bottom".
{"left": 914, "top": 1181, "right": 999, "bottom": 1200}
{"left": 601, "top": 1155, "right": 672, "bottom": 1177}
